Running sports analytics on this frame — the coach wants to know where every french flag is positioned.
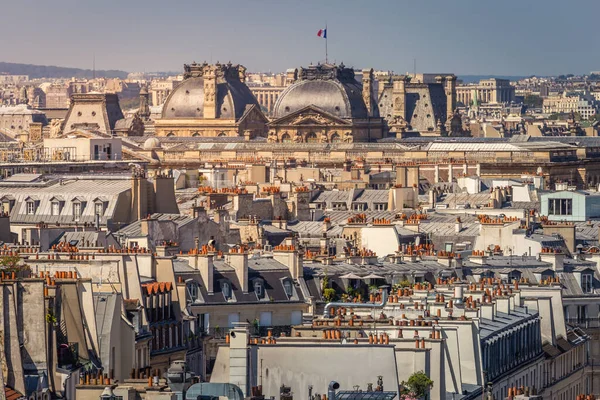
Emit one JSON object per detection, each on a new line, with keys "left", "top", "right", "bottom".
{"left": 317, "top": 28, "right": 327, "bottom": 39}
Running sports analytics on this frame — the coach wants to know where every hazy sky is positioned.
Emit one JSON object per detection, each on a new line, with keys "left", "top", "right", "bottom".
{"left": 3, "top": 0, "right": 600, "bottom": 75}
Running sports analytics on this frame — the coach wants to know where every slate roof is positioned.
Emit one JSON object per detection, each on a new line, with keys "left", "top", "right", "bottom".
{"left": 287, "top": 220, "right": 343, "bottom": 238}
{"left": 94, "top": 293, "right": 118, "bottom": 370}
{"left": 479, "top": 307, "right": 537, "bottom": 340}
{"left": 179, "top": 255, "right": 305, "bottom": 306}
{"left": 116, "top": 213, "right": 195, "bottom": 237}
{"left": 0, "top": 178, "right": 131, "bottom": 225}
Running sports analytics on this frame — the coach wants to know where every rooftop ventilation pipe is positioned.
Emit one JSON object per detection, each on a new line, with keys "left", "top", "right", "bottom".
{"left": 323, "top": 285, "right": 389, "bottom": 318}
{"left": 328, "top": 381, "right": 340, "bottom": 400}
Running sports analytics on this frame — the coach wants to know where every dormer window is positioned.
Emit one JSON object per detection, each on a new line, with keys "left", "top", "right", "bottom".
{"left": 26, "top": 201, "right": 36, "bottom": 215}
{"left": 0, "top": 195, "right": 14, "bottom": 213}
{"left": 254, "top": 279, "right": 264, "bottom": 299}
{"left": 24, "top": 196, "right": 39, "bottom": 215}
{"left": 582, "top": 273, "right": 593, "bottom": 293}
{"left": 186, "top": 281, "right": 200, "bottom": 304}
{"left": 73, "top": 203, "right": 82, "bottom": 221}
{"left": 95, "top": 202, "right": 104, "bottom": 216}
{"left": 283, "top": 279, "right": 293, "bottom": 298}
{"left": 507, "top": 270, "right": 521, "bottom": 283}
{"left": 49, "top": 196, "right": 64, "bottom": 216}
{"left": 351, "top": 203, "right": 367, "bottom": 212}
{"left": 93, "top": 197, "right": 108, "bottom": 217}
{"left": 71, "top": 197, "right": 86, "bottom": 222}
{"left": 221, "top": 281, "right": 232, "bottom": 300}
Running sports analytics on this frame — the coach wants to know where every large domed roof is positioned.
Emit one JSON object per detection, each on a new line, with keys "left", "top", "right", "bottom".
{"left": 273, "top": 64, "right": 375, "bottom": 119}
{"left": 161, "top": 62, "right": 258, "bottom": 120}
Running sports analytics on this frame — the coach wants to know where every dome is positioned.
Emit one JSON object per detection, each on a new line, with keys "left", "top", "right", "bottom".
{"left": 143, "top": 137, "right": 161, "bottom": 150}
{"left": 161, "top": 63, "right": 258, "bottom": 120}
{"left": 273, "top": 64, "right": 374, "bottom": 119}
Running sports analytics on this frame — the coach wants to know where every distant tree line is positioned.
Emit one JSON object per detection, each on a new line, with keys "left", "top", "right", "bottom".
{"left": 0, "top": 61, "right": 128, "bottom": 79}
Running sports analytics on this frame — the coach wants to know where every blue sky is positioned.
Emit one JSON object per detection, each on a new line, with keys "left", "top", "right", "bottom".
{"left": 3, "top": 0, "right": 599, "bottom": 75}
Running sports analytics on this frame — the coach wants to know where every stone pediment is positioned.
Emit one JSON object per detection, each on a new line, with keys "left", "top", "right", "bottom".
{"left": 238, "top": 104, "right": 269, "bottom": 124}
{"left": 269, "top": 105, "right": 351, "bottom": 127}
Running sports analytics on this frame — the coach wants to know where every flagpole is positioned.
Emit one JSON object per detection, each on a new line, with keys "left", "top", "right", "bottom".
{"left": 325, "top": 23, "right": 328, "bottom": 64}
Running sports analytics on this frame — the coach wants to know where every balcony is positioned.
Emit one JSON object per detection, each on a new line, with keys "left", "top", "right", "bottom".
{"left": 204, "top": 325, "right": 292, "bottom": 339}
{"left": 566, "top": 318, "right": 600, "bottom": 329}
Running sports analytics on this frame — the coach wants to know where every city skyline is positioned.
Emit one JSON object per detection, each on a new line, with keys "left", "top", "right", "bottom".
{"left": 4, "top": 0, "right": 600, "bottom": 76}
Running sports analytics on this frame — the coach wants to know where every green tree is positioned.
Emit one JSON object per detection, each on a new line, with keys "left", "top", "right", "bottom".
{"left": 549, "top": 113, "right": 564, "bottom": 120}
{"left": 523, "top": 95, "right": 543, "bottom": 108}
{"left": 401, "top": 371, "right": 434, "bottom": 399}
{"left": 0, "top": 255, "right": 29, "bottom": 273}
{"left": 323, "top": 288, "right": 337, "bottom": 302}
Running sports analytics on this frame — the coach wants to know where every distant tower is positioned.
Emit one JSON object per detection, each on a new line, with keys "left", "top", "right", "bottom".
{"left": 139, "top": 84, "right": 151, "bottom": 121}
{"left": 444, "top": 75, "right": 457, "bottom": 131}
{"left": 203, "top": 64, "right": 217, "bottom": 119}
{"left": 362, "top": 69, "right": 374, "bottom": 116}
{"left": 19, "top": 85, "right": 29, "bottom": 105}
{"left": 392, "top": 75, "right": 408, "bottom": 121}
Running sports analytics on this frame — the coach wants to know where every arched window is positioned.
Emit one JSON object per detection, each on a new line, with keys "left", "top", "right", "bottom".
{"left": 281, "top": 133, "right": 291, "bottom": 143}
{"left": 330, "top": 133, "right": 341, "bottom": 143}
{"left": 218, "top": 132, "right": 227, "bottom": 137}
{"left": 166, "top": 133, "right": 175, "bottom": 137}
{"left": 305, "top": 132, "right": 318, "bottom": 143}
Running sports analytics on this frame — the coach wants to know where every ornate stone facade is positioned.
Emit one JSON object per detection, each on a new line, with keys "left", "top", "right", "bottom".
{"left": 378, "top": 74, "right": 465, "bottom": 136}
{"left": 267, "top": 106, "right": 354, "bottom": 143}
{"left": 269, "top": 64, "right": 384, "bottom": 143}
{"left": 154, "top": 62, "right": 268, "bottom": 139}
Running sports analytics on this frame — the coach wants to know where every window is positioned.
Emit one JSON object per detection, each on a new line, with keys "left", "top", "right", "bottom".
{"left": 283, "top": 279, "right": 293, "bottom": 298}
{"left": 73, "top": 202, "right": 82, "bottom": 221}
{"left": 95, "top": 202, "right": 104, "bottom": 216}
{"left": 548, "top": 198, "right": 572, "bottom": 216}
{"left": 351, "top": 203, "right": 366, "bottom": 212}
{"left": 582, "top": 273, "right": 593, "bottom": 293}
{"left": 254, "top": 280, "right": 264, "bottom": 299}
{"left": 577, "top": 305, "right": 587, "bottom": 322}
{"left": 51, "top": 202, "right": 60, "bottom": 216}
{"left": 291, "top": 310, "right": 302, "bottom": 325}
{"left": 508, "top": 271, "right": 521, "bottom": 283}
{"left": 374, "top": 203, "right": 388, "bottom": 211}
{"left": 281, "top": 133, "right": 291, "bottom": 143}
{"left": 259, "top": 311, "right": 272, "bottom": 327}
{"left": 187, "top": 281, "right": 199, "bottom": 303}
{"left": 222, "top": 281, "right": 232, "bottom": 300}
{"left": 227, "top": 313, "right": 239, "bottom": 327}
{"left": 305, "top": 132, "right": 318, "bottom": 143}
{"left": 26, "top": 201, "right": 36, "bottom": 215}
{"left": 332, "top": 202, "right": 347, "bottom": 211}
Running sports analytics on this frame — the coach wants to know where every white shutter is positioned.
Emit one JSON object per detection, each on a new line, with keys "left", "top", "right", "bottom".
{"left": 291, "top": 310, "right": 302, "bottom": 325}
{"left": 259, "top": 311, "right": 272, "bottom": 326}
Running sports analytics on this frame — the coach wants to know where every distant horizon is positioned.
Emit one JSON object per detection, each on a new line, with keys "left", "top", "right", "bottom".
{"left": 0, "top": 60, "right": 583, "bottom": 81}
{"left": 3, "top": 0, "right": 600, "bottom": 76}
